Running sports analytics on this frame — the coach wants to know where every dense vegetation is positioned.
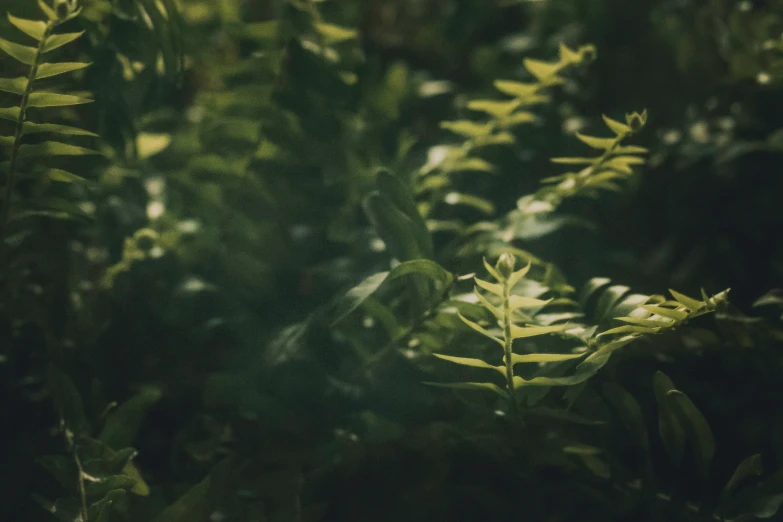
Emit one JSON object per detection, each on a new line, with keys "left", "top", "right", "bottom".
{"left": 2, "top": 1, "right": 783, "bottom": 521}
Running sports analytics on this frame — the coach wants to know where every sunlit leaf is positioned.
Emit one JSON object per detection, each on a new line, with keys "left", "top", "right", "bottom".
{"left": 494, "top": 80, "right": 539, "bottom": 98}
{"left": 136, "top": 132, "right": 171, "bottom": 159}
{"left": 36, "top": 62, "right": 91, "bottom": 79}
{"left": 523, "top": 58, "right": 561, "bottom": 81}
{"left": 314, "top": 23, "right": 358, "bottom": 42}
{"left": 433, "top": 354, "right": 505, "bottom": 374}
{"left": 0, "top": 37, "right": 37, "bottom": 64}
{"left": 43, "top": 31, "right": 84, "bottom": 53}
{"left": 467, "top": 99, "right": 519, "bottom": 117}
{"left": 602, "top": 114, "right": 631, "bottom": 135}
{"left": 458, "top": 313, "right": 503, "bottom": 345}
{"left": 0, "top": 106, "right": 20, "bottom": 122}
{"left": 8, "top": 14, "right": 46, "bottom": 41}
{"left": 475, "top": 277, "right": 503, "bottom": 296}
{"left": 27, "top": 92, "right": 93, "bottom": 107}
{"left": 510, "top": 352, "right": 584, "bottom": 364}
{"left": 0, "top": 77, "right": 27, "bottom": 95}
{"left": 509, "top": 323, "right": 565, "bottom": 339}
{"left": 669, "top": 289, "right": 705, "bottom": 312}
{"left": 576, "top": 133, "right": 616, "bottom": 150}
{"left": 440, "top": 120, "right": 493, "bottom": 138}
{"left": 19, "top": 142, "right": 99, "bottom": 157}
{"left": 24, "top": 122, "right": 98, "bottom": 137}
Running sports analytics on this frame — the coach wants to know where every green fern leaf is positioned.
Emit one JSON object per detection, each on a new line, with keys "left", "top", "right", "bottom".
{"left": 0, "top": 77, "right": 27, "bottom": 95}
{"left": 19, "top": 142, "right": 99, "bottom": 157}
{"left": 28, "top": 92, "right": 92, "bottom": 107}
{"left": 0, "top": 37, "right": 37, "bottom": 64}
{"left": 433, "top": 354, "right": 505, "bottom": 375}
{"left": 36, "top": 62, "right": 90, "bottom": 79}
{"left": 42, "top": 31, "right": 83, "bottom": 53}
{"left": 7, "top": 14, "right": 47, "bottom": 41}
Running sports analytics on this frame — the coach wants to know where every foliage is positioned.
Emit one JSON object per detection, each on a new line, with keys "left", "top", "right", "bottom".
{"left": 1, "top": 1, "right": 782, "bottom": 522}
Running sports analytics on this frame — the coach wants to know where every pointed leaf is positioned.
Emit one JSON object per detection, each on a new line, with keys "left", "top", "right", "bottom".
{"left": 44, "top": 168, "right": 87, "bottom": 183}
{"left": 449, "top": 157, "right": 495, "bottom": 172}
{"left": 38, "top": 0, "right": 58, "bottom": 21}
{"left": 475, "top": 277, "right": 503, "bottom": 297}
{"left": 440, "top": 120, "right": 493, "bottom": 138}
{"left": 667, "top": 390, "right": 715, "bottom": 474}
{"left": 43, "top": 31, "right": 84, "bottom": 53}
{"left": 509, "top": 323, "right": 565, "bottom": 340}
{"left": 36, "top": 62, "right": 90, "bottom": 79}
{"left": 723, "top": 454, "right": 763, "bottom": 498}
{"left": 641, "top": 305, "right": 689, "bottom": 321}
{"left": 482, "top": 257, "right": 502, "bottom": 282}
{"left": 28, "top": 92, "right": 93, "bottom": 107}
{"left": 603, "top": 114, "right": 631, "bottom": 135}
{"left": 467, "top": 99, "right": 519, "bottom": 117}
{"left": 19, "top": 142, "right": 99, "bottom": 157}
{"left": 458, "top": 313, "right": 503, "bottom": 346}
{"left": 443, "top": 192, "right": 495, "bottom": 215}
{"left": 433, "top": 354, "right": 504, "bottom": 375}
{"left": 599, "top": 325, "right": 659, "bottom": 337}
{"left": 100, "top": 386, "right": 162, "bottom": 449}
{"left": 509, "top": 295, "right": 550, "bottom": 309}
{"left": 474, "top": 288, "right": 504, "bottom": 321}
{"left": 424, "top": 381, "right": 508, "bottom": 399}
{"left": 0, "top": 107, "right": 20, "bottom": 122}
{"left": 576, "top": 133, "right": 617, "bottom": 150}
{"left": 510, "top": 352, "right": 585, "bottom": 364}
{"left": 507, "top": 261, "right": 532, "bottom": 287}
{"left": 0, "top": 37, "right": 37, "bottom": 65}
{"left": 669, "top": 289, "right": 705, "bottom": 312}
{"left": 8, "top": 14, "right": 47, "bottom": 41}
{"left": 551, "top": 157, "right": 595, "bottom": 165}
{"left": 330, "top": 271, "right": 389, "bottom": 325}
{"left": 615, "top": 316, "right": 674, "bottom": 328}
{"left": 0, "top": 77, "right": 28, "bottom": 95}
{"left": 23, "top": 122, "right": 98, "bottom": 137}
{"left": 523, "top": 58, "right": 561, "bottom": 81}
{"left": 314, "top": 23, "right": 357, "bottom": 42}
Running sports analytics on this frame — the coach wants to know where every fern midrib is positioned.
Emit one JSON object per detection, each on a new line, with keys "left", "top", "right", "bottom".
{"left": 0, "top": 20, "right": 55, "bottom": 244}
{"left": 502, "top": 278, "right": 518, "bottom": 409}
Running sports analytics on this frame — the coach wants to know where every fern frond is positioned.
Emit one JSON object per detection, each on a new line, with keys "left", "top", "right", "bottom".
{"left": 418, "top": 43, "right": 597, "bottom": 219}
{"left": 0, "top": 1, "right": 96, "bottom": 246}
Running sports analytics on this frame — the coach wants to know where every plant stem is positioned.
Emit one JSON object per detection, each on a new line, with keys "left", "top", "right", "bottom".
{"left": 0, "top": 21, "right": 55, "bottom": 253}
{"left": 502, "top": 278, "right": 519, "bottom": 410}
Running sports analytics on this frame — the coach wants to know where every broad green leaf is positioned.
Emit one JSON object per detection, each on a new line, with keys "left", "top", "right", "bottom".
{"left": 364, "top": 192, "right": 422, "bottom": 261}
{"left": 510, "top": 352, "right": 584, "bottom": 364}
{"left": 0, "top": 37, "right": 37, "bottom": 65}
{"left": 433, "top": 354, "right": 504, "bottom": 375}
{"left": 43, "top": 31, "right": 84, "bottom": 53}
{"left": 100, "top": 386, "right": 162, "bottom": 449}
{"left": 669, "top": 289, "right": 705, "bottom": 312}
{"left": 493, "top": 80, "right": 539, "bottom": 98}
{"left": 576, "top": 133, "right": 616, "bottom": 150}
{"left": 387, "top": 259, "right": 453, "bottom": 288}
{"left": 36, "top": 62, "right": 90, "bottom": 79}
{"left": 509, "top": 323, "right": 564, "bottom": 339}
{"left": 603, "top": 114, "right": 631, "bottom": 135}
{"left": 458, "top": 313, "right": 503, "bottom": 345}
{"left": 424, "top": 381, "right": 508, "bottom": 399}
{"left": 603, "top": 382, "right": 649, "bottom": 449}
{"left": 0, "top": 77, "right": 28, "bottom": 95}
{"left": 24, "top": 122, "right": 98, "bottom": 137}
{"left": 0, "top": 106, "right": 20, "bottom": 122}
{"left": 8, "top": 14, "right": 47, "bottom": 41}
{"left": 377, "top": 170, "right": 434, "bottom": 258}
{"left": 19, "top": 141, "right": 99, "bottom": 157}
{"left": 467, "top": 99, "right": 519, "bottom": 117}
{"left": 723, "top": 454, "right": 763, "bottom": 497}
{"left": 330, "top": 271, "right": 389, "bottom": 326}
{"left": 28, "top": 92, "right": 93, "bottom": 107}
{"left": 314, "top": 22, "right": 358, "bottom": 42}
{"left": 523, "top": 58, "right": 561, "bottom": 81}
{"left": 653, "top": 371, "right": 686, "bottom": 464}
{"left": 475, "top": 277, "right": 503, "bottom": 296}
{"left": 152, "top": 458, "right": 235, "bottom": 522}
{"left": 667, "top": 389, "right": 715, "bottom": 474}
{"left": 440, "top": 120, "right": 493, "bottom": 138}
{"left": 641, "top": 304, "right": 688, "bottom": 321}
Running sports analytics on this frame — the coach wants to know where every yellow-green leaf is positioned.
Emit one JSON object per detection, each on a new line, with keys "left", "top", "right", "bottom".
{"left": 449, "top": 157, "right": 495, "bottom": 172}
{"left": 424, "top": 381, "right": 508, "bottom": 399}
{"left": 45, "top": 169, "right": 87, "bottom": 183}
{"left": 510, "top": 352, "right": 585, "bottom": 364}
{"left": 136, "top": 132, "right": 171, "bottom": 159}
{"left": 602, "top": 114, "right": 631, "bottom": 135}
{"left": 576, "top": 133, "right": 617, "bottom": 150}
{"left": 509, "top": 324, "right": 564, "bottom": 340}
{"left": 433, "top": 354, "right": 505, "bottom": 375}
{"left": 43, "top": 31, "right": 84, "bottom": 53}
{"left": 551, "top": 157, "right": 595, "bottom": 165}
{"left": 24, "top": 122, "right": 97, "bottom": 137}
{"left": 458, "top": 313, "right": 503, "bottom": 345}
{"left": 27, "top": 92, "right": 93, "bottom": 107}
{"left": 440, "top": 120, "right": 493, "bottom": 138}
{"left": 509, "top": 295, "right": 549, "bottom": 309}
{"left": 523, "top": 58, "right": 561, "bottom": 81}
{"left": 615, "top": 316, "right": 674, "bottom": 328}
{"left": 0, "top": 77, "right": 27, "bottom": 95}
{"left": 36, "top": 62, "right": 90, "bottom": 79}
{"left": 475, "top": 277, "right": 503, "bottom": 296}
{"left": 0, "top": 37, "right": 37, "bottom": 65}
{"left": 499, "top": 111, "right": 538, "bottom": 127}
{"left": 507, "top": 261, "right": 532, "bottom": 287}
{"left": 314, "top": 23, "right": 357, "bottom": 42}
{"left": 474, "top": 287, "right": 504, "bottom": 321}
{"left": 467, "top": 99, "right": 519, "bottom": 117}
{"left": 38, "top": 0, "right": 58, "bottom": 21}
{"left": 19, "top": 141, "right": 100, "bottom": 157}
{"left": 669, "top": 289, "right": 705, "bottom": 312}
{"left": 598, "top": 325, "right": 659, "bottom": 337}
{"left": 8, "top": 14, "right": 46, "bottom": 41}
{"left": 641, "top": 305, "right": 688, "bottom": 321}
{"left": 0, "top": 107, "right": 20, "bottom": 122}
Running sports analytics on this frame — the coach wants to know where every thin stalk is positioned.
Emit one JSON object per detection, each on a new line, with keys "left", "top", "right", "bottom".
{"left": 0, "top": 21, "right": 55, "bottom": 252}
{"left": 501, "top": 278, "right": 519, "bottom": 410}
